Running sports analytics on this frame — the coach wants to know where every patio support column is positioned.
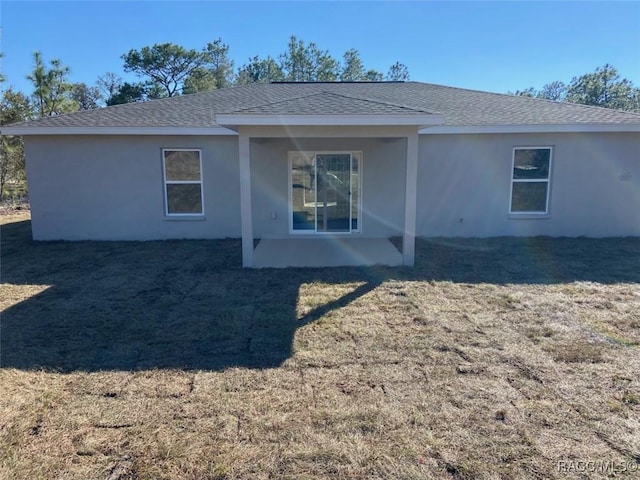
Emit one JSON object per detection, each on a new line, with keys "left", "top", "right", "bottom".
{"left": 238, "top": 130, "right": 253, "bottom": 267}
{"left": 402, "top": 131, "right": 419, "bottom": 266}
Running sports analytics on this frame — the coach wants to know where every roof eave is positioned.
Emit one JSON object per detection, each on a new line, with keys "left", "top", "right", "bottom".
{"left": 4, "top": 122, "right": 638, "bottom": 136}
{"left": 0, "top": 126, "right": 237, "bottom": 136}
{"left": 420, "top": 124, "right": 640, "bottom": 134}
{"left": 215, "top": 114, "right": 444, "bottom": 131}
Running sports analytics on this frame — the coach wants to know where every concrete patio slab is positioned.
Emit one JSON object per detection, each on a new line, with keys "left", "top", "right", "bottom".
{"left": 253, "top": 238, "right": 402, "bottom": 268}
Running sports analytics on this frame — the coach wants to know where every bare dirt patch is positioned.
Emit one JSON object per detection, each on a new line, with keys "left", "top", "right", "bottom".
{"left": 1, "top": 215, "right": 639, "bottom": 479}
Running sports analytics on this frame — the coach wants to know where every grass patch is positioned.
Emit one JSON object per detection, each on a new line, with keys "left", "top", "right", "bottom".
{"left": 1, "top": 213, "right": 639, "bottom": 479}
{"left": 525, "top": 326, "right": 555, "bottom": 344}
{"left": 543, "top": 342, "right": 605, "bottom": 363}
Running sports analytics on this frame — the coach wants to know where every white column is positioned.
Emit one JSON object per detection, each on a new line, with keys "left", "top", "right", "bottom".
{"left": 238, "top": 131, "right": 253, "bottom": 267}
{"left": 403, "top": 131, "right": 419, "bottom": 266}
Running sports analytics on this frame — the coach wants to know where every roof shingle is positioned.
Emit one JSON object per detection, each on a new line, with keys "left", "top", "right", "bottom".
{"left": 5, "top": 81, "right": 640, "bottom": 130}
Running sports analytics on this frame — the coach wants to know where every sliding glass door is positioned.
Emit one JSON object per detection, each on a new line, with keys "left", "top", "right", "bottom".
{"left": 290, "top": 151, "right": 361, "bottom": 233}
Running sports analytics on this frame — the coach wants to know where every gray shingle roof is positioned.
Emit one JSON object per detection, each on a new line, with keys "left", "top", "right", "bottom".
{"left": 5, "top": 81, "right": 640, "bottom": 130}
{"left": 231, "top": 91, "right": 434, "bottom": 115}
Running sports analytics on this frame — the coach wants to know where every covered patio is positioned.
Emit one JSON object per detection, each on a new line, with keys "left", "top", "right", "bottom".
{"left": 215, "top": 95, "right": 442, "bottom": 268}
{"left": 253, "top": 237, "right": 403, "bottom": 268}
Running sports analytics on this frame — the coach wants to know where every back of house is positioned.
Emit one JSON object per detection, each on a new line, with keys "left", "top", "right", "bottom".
{"left": 3, "top": 81, "right": 639, "bottom": 267}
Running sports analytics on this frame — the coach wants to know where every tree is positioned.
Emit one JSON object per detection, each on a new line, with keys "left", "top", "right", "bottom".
{"left": 0, "top": 88, "right": 32, "bottom": 124}
{"left": 122, "top": 43, "right": 206, "bottom": 97}
{"left": 180, "top": 39, "right": 235, "bottom": 93}
{"left": 364, "top": 69, "right": 384, "bottom": 82}
{"left": 511, "top": 83, "right": 567, "bottom": 101}
{"left": 26, "top": 52, "right": 77, "bottom": 116}
{"left": 566, "top": 64, "right": 640, "bottom": 111}
{"left": 538, "top": 81, "right": 566, "bottom": 101}
{"left": 71, "top": 83, "right": 102, "bottom": 110}
{"left": 182, "top": 67, "right": 217, "bottom": 94}
{"left": 511, "top": 87, "right": 538, "bottom": 97}
{"left": 203, "top": 39, "right": 234, "bottom": 89}
{"left": 106, "top": 82, "right": 147, "bottom": 106}
{"left": 280, "top": 36, "right": 312, "bottom": 81}
{"left": 315, "top": 50, "right": 339, "bottom": 81}
{"left": 279, "top": 36, "right": 339, "bottom": 82}
{"left": 386, "top": 62, "right": 410, "bottom": 81}
{"left": 145, "top": 82, "right": 167, "bottom": 100}
{"left": 236, "top": 38, "right": 406, "bottom": 84}
{"left": 0, "top": 88, "right": 32, "bottom": 199}
{"left": 235, "top": 55, "right": 284, "bottom": 85}
{"left": 96, "top": 72, "right": 123, "bottom": 102}
{"left": 512, "top": 65, "right": 640, "bottom": 111}
{"left": 0, "top": 133, "right": 24, "bottom": 200}
{"left": 340, "top": 49, "right": 365, "bottom": 81}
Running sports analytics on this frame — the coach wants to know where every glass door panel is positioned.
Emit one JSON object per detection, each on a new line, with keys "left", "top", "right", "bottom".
{"left": 351, "top": 153, "right": 360, "bottom": 231}
{"left": 290, "top": 152, "right": 316, "bottom": 231}
{"left": 316, "top": 154, "right": 351, "bottom": 232}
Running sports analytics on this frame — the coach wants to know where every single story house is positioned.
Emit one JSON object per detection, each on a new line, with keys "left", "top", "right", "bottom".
{"left": 3, "top": 81, "right": 639, "bottom": 268}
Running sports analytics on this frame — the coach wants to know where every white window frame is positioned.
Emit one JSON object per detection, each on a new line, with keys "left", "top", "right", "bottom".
{"left": 162, "top": 148, "right": 204, "bottom": 216}
{"left": 509, "top": 146, "right": 553, "bottom": 215}
{"left": 288, "top": 151, "right": 363, "bottom": 235}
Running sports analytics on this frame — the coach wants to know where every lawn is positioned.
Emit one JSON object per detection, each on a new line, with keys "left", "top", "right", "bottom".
{"left": 1, "top": 213, "right": 639, "bottom": 479}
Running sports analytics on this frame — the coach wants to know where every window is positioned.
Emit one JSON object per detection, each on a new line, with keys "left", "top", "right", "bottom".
{"left": 289, "top": 151, "right": 361, "bottom": 233}
{"left": 163, "top": 149, "right": 203, "bottom": 215}
{"left": 510, "top": 147, "right": 552, "bottom": 214}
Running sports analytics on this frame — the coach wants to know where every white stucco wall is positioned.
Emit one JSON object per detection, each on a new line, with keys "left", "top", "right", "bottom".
{"left": 23, "top": 131, "right": 639, "bottom": 241}
{"left": 25, "top": 135, "right": 240, "bottom": 240}
{"left": 417, "top": 132, "right": 640, "bottom": 237}
{"left": 249, "top": 137, "right": 408, "bottom": 239}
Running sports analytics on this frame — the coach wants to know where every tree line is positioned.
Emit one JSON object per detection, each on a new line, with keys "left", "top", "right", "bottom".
{"left": 510, "top": 64, "right": 640, "bottom": 112}
{"left": 0, "top": 36, "right": 411, "bottom": 198}
{"left": 9, "top": 36, "right": 412, "bottom": 116}
{"left": 0, "top": 34, "right": 639, "bottom": 200}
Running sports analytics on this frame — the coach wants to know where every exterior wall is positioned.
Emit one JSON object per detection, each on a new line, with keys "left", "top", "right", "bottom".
{"left": 25, "top": 135, "right": 240, "bottom": 240}
{"left": 249, "top": 137, "right": 407, "bottom": 239}
{"left": 23, "top": 130, "right": 639, "bottom": 242}
{"left": 417, "top": 132, "right": 640, "bottom": 237}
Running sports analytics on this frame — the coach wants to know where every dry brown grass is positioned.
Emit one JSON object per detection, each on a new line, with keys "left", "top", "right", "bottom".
{"left": 1, "top": 213, "right": 639, "bottom": 479}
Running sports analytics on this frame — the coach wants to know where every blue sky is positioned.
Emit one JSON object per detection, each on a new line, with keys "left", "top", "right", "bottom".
{"left": 1, "top": 1, "right": 639, "bottom": 97}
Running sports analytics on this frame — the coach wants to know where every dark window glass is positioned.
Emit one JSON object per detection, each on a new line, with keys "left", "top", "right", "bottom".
{"left": 167, "top": 184, "right": 203, "bottom": 214}
{"left": 513, "top": 149, "right": 550, "bottom": 180}
{"left": 511, "top": 182, "right": 548, "bottom": 212}
{"left": 164, "top": 151, "right": 201, "bottom": 181}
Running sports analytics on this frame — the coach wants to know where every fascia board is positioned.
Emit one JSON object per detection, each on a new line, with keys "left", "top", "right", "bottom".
{"left": 419, "top": 124, "right": 640, "bottom": 134}
{"left": 0, "top": 126, "right": 238, "bottom": 136}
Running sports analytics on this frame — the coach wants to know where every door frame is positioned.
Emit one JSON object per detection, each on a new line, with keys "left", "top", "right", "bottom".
{"left": 288, "top": 150, "right": 362, "bottom": 235}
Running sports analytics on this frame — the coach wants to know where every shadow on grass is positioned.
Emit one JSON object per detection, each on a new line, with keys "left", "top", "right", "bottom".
{"left": 413, "top": 236, "right": 640, "bottom": 285}
{"left": 1, "top": 219, "right": 638, "bottom": 372}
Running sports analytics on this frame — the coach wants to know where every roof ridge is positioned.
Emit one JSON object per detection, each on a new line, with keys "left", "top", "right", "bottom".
{"left": 319, "top": 90, "right": 438, "bottom": 115}
{"left": 227, "top": 90, "right": 327, "bottom": 114}
{"left": 228, "top": 89, "right": 438, "bottom": 116}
